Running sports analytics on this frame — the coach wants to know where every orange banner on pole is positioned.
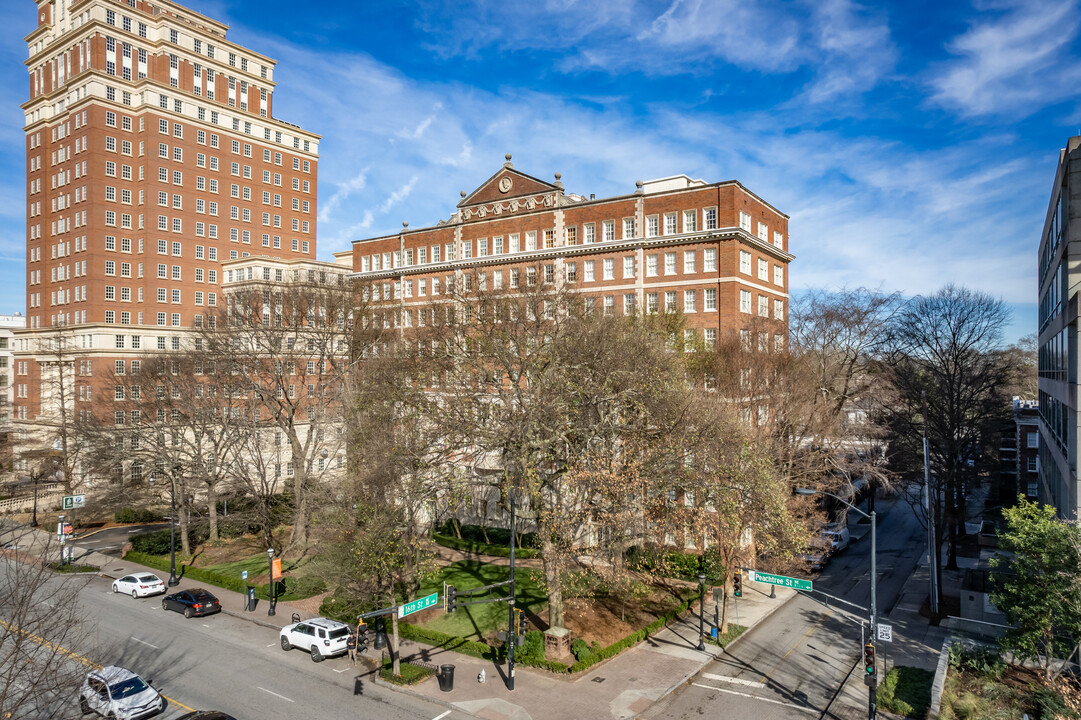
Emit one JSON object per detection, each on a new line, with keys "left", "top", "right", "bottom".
{"left": 272, "top": 558, "right": 282, "bottom": 580}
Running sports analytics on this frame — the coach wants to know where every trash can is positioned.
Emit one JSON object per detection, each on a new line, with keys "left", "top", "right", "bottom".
{"left": 437, "top": 664, "right": 455, "bottom": 692}
{"left": 247, "top": 586, "right": 256, "bottom": 612}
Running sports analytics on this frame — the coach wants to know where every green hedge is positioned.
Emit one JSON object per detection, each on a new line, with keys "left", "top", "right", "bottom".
{"left": 432, "top": 533, "right": 539, "bottom": 559}
{"left": 877, "top": 666, "right": 933, "bottom": 718}
{"left": 114, "top": 508, "right": 163, "bottom": 524}
{"left": 123, "top": 551, "right": 248, "bottom": 594}
{"left": 397, "top": 622, "right": 504, "bottom": 662}
{"left": 48, "top": 562, "right": 99, "bottom": 573}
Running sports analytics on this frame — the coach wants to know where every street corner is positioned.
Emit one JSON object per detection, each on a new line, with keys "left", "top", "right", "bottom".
{"left": 610, "top": 687, "right": 663, "bottom": 719}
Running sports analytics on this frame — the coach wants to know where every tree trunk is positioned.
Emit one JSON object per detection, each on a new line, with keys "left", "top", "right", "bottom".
{"left": 179, "top": 490, "right": 191, "bottom": 557}
{"left": 452, "top": 517, "right": 462, "bottom": 539}
{"left": 541, "top": 536, "right": 565, "bottom": 628}
{"left": 720, "top": 574, "right": 730, "bottom": 635}
{"left": 207, "top": 484, "right": 219, "bottom": 542}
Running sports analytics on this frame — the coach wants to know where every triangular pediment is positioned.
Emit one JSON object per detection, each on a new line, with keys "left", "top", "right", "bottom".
{"left": 458, "top": 165, "right": 559, "bottom": 209}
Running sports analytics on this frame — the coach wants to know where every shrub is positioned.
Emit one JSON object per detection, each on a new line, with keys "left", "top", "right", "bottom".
{"left": 397, "top": 622, "right": 503, "bottom": 662}
{"left": 948, "top": 643, "right": 1005, "bottom": 680}
{"left": 571, "top": 638, "right": 593, "bottom": 663}
{"left": 114, "top": 508, "right": 162, "bottom": 524}
{"left": 48, "top": 562, "right": 99, "bottom": 574}
{"left": 129, "top": 526, "right": 209, "bottom": 555}
{"left": 515, "top": 630, "right": 546, "bottom": 664}
{"left": 434, "top": 521, "right": 537, "bottom": 550}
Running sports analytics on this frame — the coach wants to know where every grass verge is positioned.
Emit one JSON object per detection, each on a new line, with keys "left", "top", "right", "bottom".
{"left": 379, "top": 655, "right": 438, "bottom": 685}
{"left": 878, "top": 666, "right": 933, "bottom": 719}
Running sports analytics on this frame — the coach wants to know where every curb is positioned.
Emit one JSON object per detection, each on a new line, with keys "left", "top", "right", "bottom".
{"left": 221, "top": 609, "right": 285, "bottom": 630}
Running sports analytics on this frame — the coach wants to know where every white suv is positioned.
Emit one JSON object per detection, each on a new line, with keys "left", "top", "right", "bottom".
{"left": 79, "top": 666, "right": 164, "bottom": 719}
{"left": 279, "top": 617, "right": 351, "bottom": 662}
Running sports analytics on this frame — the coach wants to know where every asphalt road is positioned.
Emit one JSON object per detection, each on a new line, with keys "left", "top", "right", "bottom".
{"left": 642, "top": 493, "right": 926, "bottom": 720}
{"left": 1, "top": 555, "right": 465, "bottom": 720}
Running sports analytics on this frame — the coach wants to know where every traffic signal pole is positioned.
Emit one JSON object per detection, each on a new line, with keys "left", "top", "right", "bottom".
{"left": 868, "top": 509, "right": 877, "bottom": 720}
{"left": 507, "top": 493, "right": 516, "bottom": 691}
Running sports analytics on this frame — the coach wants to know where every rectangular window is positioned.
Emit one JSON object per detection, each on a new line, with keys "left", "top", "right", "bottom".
{"left": 739, "top": 250, "right": 751, "bottom": 274}
{"left": 664, "top": 213, "right": 677, "bottom": 235}
{"left": 664, "top": 252, "right": 676, "bottom": 275}
{"left": 584, "top": 223, "right": 595, "bottom": 243}
{"left": 704, "top": 248, "right": 717, "bottom": 272}
{"left": 602, "top": 221, "right": 615, "bottom": 242}
{"left": 758, "top": 259, "right": 769, "bottom": 280}
{"left": 646, "top": 215, "right": 659, "bottom": 238}
{"left": 584, "top": 260, "right": 595, "bottom": 282}
{"left": 684, "top": 250, "right": 696, "bottom": 274}
{"left": 740, "top": 212, "right": 751, "bottom": 232}
{"left": 603, "top": 258, "right": 615, "bottom": 280}
{"left": 774, "top": 265, "right": 784, "bottom": 286}
{"left": 646, "top": 255, "right": 658, "bottom": 277}
{"left": 758, "top": 295, "right": 769, "bottom": 317}
{"left": 774, "top": 299, "right": 784, "bottom": 320}
{"left": 683, "top": 210, "right": 697, "bottom": 232}
{"left": 757, "top": 222, "right": 769, "bottom": 241}
{"left": 740, "top": 290, "right": 752, "bottom": 314}
{"left": 623, "top": 256, "right": 635, "bottom": 279}
{"left": 684, "top": 289, "right": 696, "bottom": 313}
{"left": 704, "top": 207, "right": 717, "bottom": 230}
{"left": 705, "top": 288, "right": 717, "bottom": 311}
{"left": 622, "top": 218, "right": 635, "bottom": 239}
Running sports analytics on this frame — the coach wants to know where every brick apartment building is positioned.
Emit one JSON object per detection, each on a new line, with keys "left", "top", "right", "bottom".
{"left": 12, "top": 0, "right": 320, "bottom": 478}
{"left": 349, "top": 157, "right": 793, "bottom": 351}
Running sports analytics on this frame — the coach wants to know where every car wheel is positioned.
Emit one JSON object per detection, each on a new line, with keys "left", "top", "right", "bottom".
{"left": 280, "top": 636, "right": 292, "bottom": 651}
{"left": 112, "top": 584, "right": 118, "bottom": 593}
{"left": 79, "top": 696, "right": 90, "bottom": 714}
{"left": 310, "top": 645, "right": 323, "bottom": 663}
{"left": 184, "top": 607, "right": 193, "bottom": 619}
{"left": 162, "top": 600, "right": 168, "bottom": 611}
{"left": 132, "top": 589, "right": 139, "bottom": 599}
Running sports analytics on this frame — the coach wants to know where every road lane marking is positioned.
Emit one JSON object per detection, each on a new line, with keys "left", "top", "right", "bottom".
{"left": 202, "top": 624, "right": 210, "bottom": 628}
{"left": 432, "top": 712, "right": 452, "bottom": 720}
{"left": 257, "top": 687, "right": 295, "bottom": 703}
{"left": 691, "top": 684, "right": 817, "bottom": 714}
{"left": 701, "top": 672, "right": 763, "bottom": 688}
{"left": 333, "top": 667, "right": 349, "bottom": 673}
{"left": 266, "top": 642, "right": 277, "bottom": 647}
{"left": 130, "top": 637, "right": 159, "bottom": 650}
{"left": 0, "top": 619, "right": 192, "bottom": 712}
{"left": 757, "top": 607, "right": 834, "bottom": 684}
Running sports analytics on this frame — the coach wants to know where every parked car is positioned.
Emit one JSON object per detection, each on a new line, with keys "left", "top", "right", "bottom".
{"left": 112, "top": 573, "right": 167, "bottom": 598}
{"left": 279, "top": 617, "right": 351, "bottom": 662}
{"left": 161, "top": 588, "right": 221, "bottom": 618}
{"left": 176, "top": 712, "right": 237, "bottom": 720}
{"left": 822, "top": 523, "right": 851, "bottom": 553}
{"left": 79, "top": 666, "right": 163, "bottom": 720}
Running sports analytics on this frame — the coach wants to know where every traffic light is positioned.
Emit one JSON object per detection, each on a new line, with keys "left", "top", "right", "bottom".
{"left": 733, "top": 571, "right": 742, "bottom": 598}
{"left": 357, "top": 623, "right": 368, "bottom": 653}
{"left": 447, "top": 585, "right": 458, "bottom": 613}
{"left": 863, "top": 643, "right": 876, "bottom": 675}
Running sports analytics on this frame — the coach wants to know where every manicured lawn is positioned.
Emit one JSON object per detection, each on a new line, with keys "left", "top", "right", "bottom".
{"left": 202, "top": 552, "right": 310, "bottom": 578}
{"left": 413, "top": 560, "right": 548, "bottom": 640}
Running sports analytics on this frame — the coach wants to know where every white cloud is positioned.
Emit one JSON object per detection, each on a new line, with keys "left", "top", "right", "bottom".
{"left": 930, "top": 0, "right": 1081, "bottom": 116}
{"left": 318, "top": 167, "right": 369, "bottom": 223}
{"left": 379, "top": 176, "right": 419, "bottom": 215}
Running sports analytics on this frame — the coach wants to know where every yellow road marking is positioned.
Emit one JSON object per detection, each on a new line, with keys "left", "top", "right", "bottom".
{"left": 0, "top": 618, "right": 194, "bottom": 712}
{"left": 757, "top": 607, "right": 834, "bottom": 684}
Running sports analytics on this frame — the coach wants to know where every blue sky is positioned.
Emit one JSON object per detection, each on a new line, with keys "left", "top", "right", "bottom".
{"left": 4, "top": 0, "right": 1080, "bottom": 344}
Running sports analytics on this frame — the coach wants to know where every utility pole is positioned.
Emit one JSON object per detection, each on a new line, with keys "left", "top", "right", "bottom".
{"left": 922, "top": 391, "right": 939, "bottom": 617}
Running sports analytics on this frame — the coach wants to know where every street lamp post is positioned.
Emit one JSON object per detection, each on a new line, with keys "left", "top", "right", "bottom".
{"left": 267, "top": 547, "right": 276, "bottom": 616}
{"left": 58, "top": 514, "right": 65, "bottom": 566}
{"left": 697, "top": 573, "right": 707, "bottom": 651}
{"left": 150, "top": 475, "right": 179, "bottom": 586}
{"left": 796, "top": 487, "right": 877, "bottom": 720}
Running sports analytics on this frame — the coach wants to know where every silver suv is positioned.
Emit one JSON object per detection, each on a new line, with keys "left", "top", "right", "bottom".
{"left": 279, "top": 617, "right": 351, "bottom": 662}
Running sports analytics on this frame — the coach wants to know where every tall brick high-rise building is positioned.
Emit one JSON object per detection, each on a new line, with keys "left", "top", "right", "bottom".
{"left": 13, "top": 0, "right": 319, "bottom": 476}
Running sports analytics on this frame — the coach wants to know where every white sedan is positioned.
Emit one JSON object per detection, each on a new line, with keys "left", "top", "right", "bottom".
{"left": 111, "top": 573, "right": 167, "bottom": 598}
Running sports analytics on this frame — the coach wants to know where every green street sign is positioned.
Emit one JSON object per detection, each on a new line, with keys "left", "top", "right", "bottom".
{"left": 748, "top": 569, "right": 812, "bottom": 592}
{"left": 398, "top": 592, "right": 439, "bottom": 618}
{"left": 62, "top": 495, "right": 85, "bottom": 510}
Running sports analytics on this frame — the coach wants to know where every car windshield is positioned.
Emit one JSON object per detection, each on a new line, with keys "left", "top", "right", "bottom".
{"left": 109, "top": 677, "right": 148, "bottom": 699}
{"left": 138, "top": 575, "right": 159, "bottom": 583}
{"left": 329, "top": 628, "right": 349, "bottom": 639}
